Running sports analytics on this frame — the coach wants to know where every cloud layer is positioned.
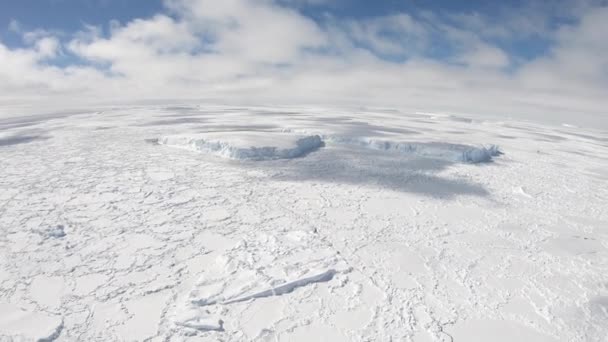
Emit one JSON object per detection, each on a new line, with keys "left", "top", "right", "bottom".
{"left": 1, "top": 0, "right": 607, "bottom": 127}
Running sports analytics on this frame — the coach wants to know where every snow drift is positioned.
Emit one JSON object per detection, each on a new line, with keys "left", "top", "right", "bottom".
{"left": 158, "top": 132, "right": 323, "bottom": 160}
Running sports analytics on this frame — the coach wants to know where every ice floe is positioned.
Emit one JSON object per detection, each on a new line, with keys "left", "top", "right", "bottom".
{"left": 158, "top": 132, "right": 323, "bottom": 160}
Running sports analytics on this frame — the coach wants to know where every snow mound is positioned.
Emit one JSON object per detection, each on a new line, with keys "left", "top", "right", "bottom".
{"left": 324, "top": 136, "right": 501, "bottom": 163}
{"left": 158, "top": 132, "right": 323, "bottom": 160}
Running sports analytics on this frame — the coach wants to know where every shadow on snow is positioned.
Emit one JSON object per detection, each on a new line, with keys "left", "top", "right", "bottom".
{"left": 237, "top": 143, "right": 491, "bottom": 199}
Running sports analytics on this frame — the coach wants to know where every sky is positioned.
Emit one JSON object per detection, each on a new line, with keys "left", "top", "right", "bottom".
{"left": 1, "top": 0, "right": 607, "bottom": 127}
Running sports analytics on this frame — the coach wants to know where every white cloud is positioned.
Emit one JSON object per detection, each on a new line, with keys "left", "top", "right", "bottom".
{"left": 336, "top": 14, "right": 427, "bottom": 58}
{"left": 165, "top": 0, "right": 327, "bottom": 62}
{"left": 34, "top": 37, "right": 61, "bottom": 58}
{"left": 0, "top": 0, "right": 607, "bottom": 127}
{"left": 460, "top": 44, "right": 509, "bottom": 68}
{"left": 517, "top": 6, "right": 608, "bottom": 95}
{"left": 8, "top": 19, "right": 21, "bottom": 33}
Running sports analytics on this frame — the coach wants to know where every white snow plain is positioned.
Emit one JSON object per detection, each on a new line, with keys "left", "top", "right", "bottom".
{"left": 0, "top": 105, "right": 607, "bottom": 341}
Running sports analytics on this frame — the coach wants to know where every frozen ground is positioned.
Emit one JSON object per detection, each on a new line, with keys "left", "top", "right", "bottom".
{"left": 0, "top": 105, "right": 607, "bottom": 341}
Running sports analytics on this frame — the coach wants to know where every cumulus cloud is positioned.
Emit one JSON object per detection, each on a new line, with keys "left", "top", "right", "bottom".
{"left": 0, "top": 0, "right": 607, "bottom": 127}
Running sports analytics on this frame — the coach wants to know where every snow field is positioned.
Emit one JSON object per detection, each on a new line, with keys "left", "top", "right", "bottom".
{"left": 0, "top": 105, "right": 607, "bottom": 341}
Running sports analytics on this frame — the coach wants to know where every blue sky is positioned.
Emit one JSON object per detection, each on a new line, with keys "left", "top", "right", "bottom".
{"left": 0, "top": 1, "right": 163, "bottom": 45}
{"left": 0, "top": 0, "right": 511, "bottom": 28}
{"left": 0, "top": 1, "right": 163, "bottom": 31}
{"left": 0, "top": 0, "right": 560, "bottom": 62}
{"left": 0, "top": 0, "right": 606, "bottom": 126}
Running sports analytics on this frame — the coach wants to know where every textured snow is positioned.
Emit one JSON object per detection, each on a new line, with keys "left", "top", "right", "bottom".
{"left": 1, "top": 105, "right": 607, "bottom": 341}
{"left": 158, "top": 132, "right": 323, "bottom": 160}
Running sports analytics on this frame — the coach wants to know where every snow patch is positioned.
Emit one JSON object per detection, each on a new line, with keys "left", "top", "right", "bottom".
{"left": 0, "top": 303, "right": 63, "bottom": 341}
{"left": 446, "top": 319, "right": 559, "bottom": 342}
{"left": 158, "top": 132, "right": 323, "bottom": 160}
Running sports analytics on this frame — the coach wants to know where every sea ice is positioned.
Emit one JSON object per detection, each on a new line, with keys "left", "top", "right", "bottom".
{"left": 2, "top": 105, "right": 606, "bottom": 341}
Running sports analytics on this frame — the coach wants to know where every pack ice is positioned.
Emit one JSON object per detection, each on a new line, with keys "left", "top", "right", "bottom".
{"left": 1, "top": 105, "right": 607, "bottom": 342}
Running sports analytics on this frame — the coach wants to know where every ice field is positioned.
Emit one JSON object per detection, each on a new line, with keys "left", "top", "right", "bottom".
{"left": 1, "top": 105, "right": 607, "bottom": 341}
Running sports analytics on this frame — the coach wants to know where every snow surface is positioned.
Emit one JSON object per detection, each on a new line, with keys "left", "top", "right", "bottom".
{"left": 1, "top": 105, "right": 607, "bottom": 341}
{"left": 0, "top": 303, "right": 63, "bottom": 341}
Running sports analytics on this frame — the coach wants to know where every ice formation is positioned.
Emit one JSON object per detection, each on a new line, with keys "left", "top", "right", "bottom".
{"left": 158, "top": 132, "right": 323, "bottom": 160}
{"left": 160, "top": 131, "right": 500, "bottom": 164}
{"left": 322, "top": 136, "right": 501, "bottom": 163}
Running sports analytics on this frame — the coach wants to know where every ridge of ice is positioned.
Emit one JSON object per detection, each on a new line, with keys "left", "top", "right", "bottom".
{"left": 192, "top": 269, "right": 338, "bottom": 307}
{"left": 173, "top": 310, "right": 224, "bottom": 332}
{"left": 171, "top": 231, "right": 350, "bottom": 334}
{"left": 223, "top": 269, "right": 336, "bottom": 304}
